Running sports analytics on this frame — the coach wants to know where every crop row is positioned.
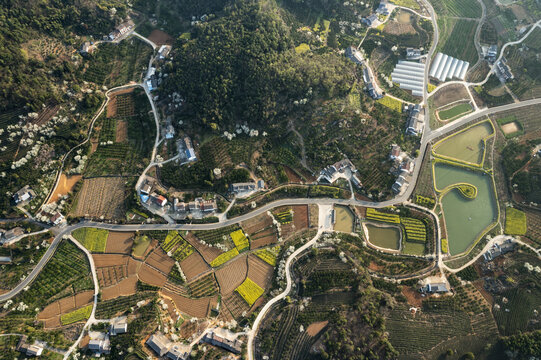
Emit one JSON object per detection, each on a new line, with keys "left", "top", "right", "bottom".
{"left": 230, "top": 229, "right": 250, "bottom": 251}
{"left": 256, "top": 246, "right": 281, "bottom": 266}
{"left": 162, "top": 231, "right": 182, "bottom": 253}
{"left": 366, "top": 208, "right": 400, "bottom": 223}
{"left": 188, "top": 274, "right": 217, "bottom": 298}
{"left": 210, "top": 248, "right": 239, "bottom": 267}
{"left": 173, "top": 242, "right": 194, "bottom": 262}
{"left": 274, "top": 210, "right": 293, "bottom": 224}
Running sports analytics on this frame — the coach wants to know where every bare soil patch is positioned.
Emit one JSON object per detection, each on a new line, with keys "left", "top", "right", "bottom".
{"left": 250, "top": 230, "right": 278, "bottom": 249}
{"left": 72, "top": 177, "right": 126, "bottom": 219}
{"left": 433, "top": 84, "right": 470, "bottom": 108}
{"left": 223, "top": 292, "right": 250, "bottom": 318}
{"left": 293, "top": 205, "right": 309, "bottom": 231}
{"left": 179, "top": 252, "right": 210, "bottom": 282}
{"left": 101, "top": 275, "right": 138, "bottom": 300}
{"left": 501, "top": 121, "right": 520, "bottom": 134}
{"left": 93, "top": 254, "right": 130, "bottom": 268}
{"left": 105, "top": 231, "right": 134, "bottom": 254}
{"left": 383, "top": 21, "right": 416, "bottom": 35}
{"left": 306, "top": 321, "right": 328, "bottom": 336}
{"left": 148, "top": 29, "right": 175, "bottom": 45}
{"left": 247, "top": 255, "right": 274, "bottom": 289}
{"left": 138, "top": 263, "right": 167, "bottom": 287}
{"left": 38, "top": 290, "right": 94, "bottom": 329}
{"left": 401, "top": 286, "right": 423, "bottom": 307}
{"left": 128, "top": 257, "right": 143, "bottom": 274}
{"left": 215, "top": 256, "right": 248, "bottom": 294}
{"left": 48, "top": 174, "right": 82, "bottom": 204}
{"left": 510, "top": 4, "right": 529, "bottom": 21}
{"left": 115, "top": 120, "right": 128, "bottom": 142}
{"left": 74, "top": 291, "right": 94, "bottom": 308}
{"left": 241, "top": 212, "right": 273, "bottom": 235}
{"left": 97, "top": 264, "right": 128, "bottom": 287}
{"left": 397, "top": 12, "right": 412, "bottom": 24}
{"left": 145, "top": 247, "right": 175, "bottom": 275}
{"left": 161, "top": 289, "right": 214, "bottom": 318}
{"left": 284, "top": 166, "right": 303, "bottom": 182}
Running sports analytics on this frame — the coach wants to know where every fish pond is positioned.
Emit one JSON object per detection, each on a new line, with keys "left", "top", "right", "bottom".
{"left": 364, "top": 223, "right": 401, "bottom": 251}
{"left": 433, "top": 121, "right": 493, "bottom": 165}
{"left": 434, "top": 163, "right": 498, "bottom": 255}
{"left": 334, "top": 205, "right": 355, "bottom": 233}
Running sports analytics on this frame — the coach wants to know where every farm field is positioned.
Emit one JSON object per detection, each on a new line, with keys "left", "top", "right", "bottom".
{"left": 105, "top": 231, "right": 134, "bottom": 254}
{"left": 429, "top": 0, "right": 482, "bottom": 17}
{"left": 438, "top": 103, "right": 472, "bottom": 121}
{"left": 132, "top": 234, "right": 152, "bottom": 257}
{"left": 504, "top": 207, "right": 527, "bottom": 235}
{"left": 247, "top": 255, "right": 274, "bottom": 289}
{"left": 38, "top": 290, "right": 93, "bottom": 328}
{"left": 432, "top": 83, "right": 470, "bottom": 108}
{"left": 187, "top": 273, "right": 218, "bottom": 298}
{"left": 72, "top": 227, "right": 108, "bottom": 252}
{"left": 179, "top": 252, "right": 210, "bottom": 282}
{"left": 101, "top": 276, "right": 138, "bottom": 300}
{"left": 437, "top": 18, "right": 478, "bottom": 65}
{"left": 95, "top": 292, "right": 156, "bottom": 319}
{"left": 138, "top": 263, "right": 168, "bottom": 288}
{"left": 60, "top": 304, "right": 92, "bottom": 325}
{"left": 215, "top": 256, "right": 248, "bottom": 294}
{"left": 162, "top": 289, "right": 214, "bottom": 318}
{"left": 377, "top": 96, "right": 403, "bottom": 113}
{"left": 71, "top": 177, "right": 127, "bottom": 220}
{"left": 236, "top": 278, "right": 264, "bottom": 306}
{"left": 522, "top": 207, "right": 541, "bottom": 245}
{"left": 210, "top": 248, "right": 239, "bottom": 267}
{"left": 144, "top": 247, "right": 175, "bottom": 275}
{"left": 47, "top": 174, "right": 82, "bottom": 204}
{"left": 256, "top": 245, "right": 281, "bottom": 266}
{"left": 433, "top": 121, "right": 493, "bottom": 165}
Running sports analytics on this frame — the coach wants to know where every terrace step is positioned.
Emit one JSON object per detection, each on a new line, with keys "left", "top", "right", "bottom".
{"left": 163, "top": 280, "right": 189, "bottom": 297}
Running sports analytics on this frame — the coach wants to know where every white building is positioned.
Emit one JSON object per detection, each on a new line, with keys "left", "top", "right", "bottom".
{"left": 429, "top": 52, "right": 469, "bottom": 81}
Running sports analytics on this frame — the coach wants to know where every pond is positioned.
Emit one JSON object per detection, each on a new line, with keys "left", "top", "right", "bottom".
{"left": 433, "top": 121, "right": 493, "bottom": 165}
{"left": 434, "top": 163, "right": 498, "bottom": 255}
{"left": 364, "top": 223, "right": 401, "bottom": 251}
{"left": 334, "top": 205, "right": 354, "bottom": 233}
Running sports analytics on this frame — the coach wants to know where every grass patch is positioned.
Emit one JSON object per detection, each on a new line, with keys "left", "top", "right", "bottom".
{"left": 377, "top": 96, "right": 402, "bottom": 113}
{"left": 427, "top": 83, "right": 436, "bottom": 93}
{"left": 295, "top": 43, "right": 310, "bottom": 54}
{"left": 132, "top": 235, "right": 151, "bottom": 257}
{"left": 504, "top": 207, "right": 527, "bottom": 236}
{"left": 236, "top": 278, "right": 264, "bottom": 306}
{"left": 438, "top": 103, "right": 472, "bottom": 121}
{"left": 60, "top": 304, "right": 92, "bottom": 325}
{"left": 72, "top": 228, "right": 108, "bottom": 253}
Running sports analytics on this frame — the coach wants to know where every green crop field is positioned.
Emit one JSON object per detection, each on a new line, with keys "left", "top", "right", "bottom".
{"left": 132, "top": 235, "right": 151, "bottom": 257}
{"left": 72, "top": 227, "right": 108, "bottom": 252}
{"left": 256, "top": 246, "right": 281, "bottom": 266}
{"left": 430, "top": 0, "right": 482, "bottom": 18}
{"left": 60, "top": 304, "right": 92, "bottom": 325}
{"left": 437, "top": 18, "right": 478, "bottom": 65}
{"left": 504, "top": 207, "right": 527, "bottom": 235}
{"left": 438, "top": 103, "right": 472, "bottom": 120}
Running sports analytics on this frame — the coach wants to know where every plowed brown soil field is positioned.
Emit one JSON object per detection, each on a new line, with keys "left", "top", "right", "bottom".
{"left": 105, "top": 232, "right": 134, "bottom": 254}
{"left": 185, "top": 232, "right": 222, "bottom": 263}
{"left": 161, "top": 289, "right": 214, "bottom": 318}
{"left": 179, "top": 252, "right": 210, "bottom": 282}
{"left": 247, "top": 255, "right": 273, "bottom": 289}
{"left": 145, "top": 247, "right": 175, "bottom": 275}
{"left": 215, "top": 256, "right": 248, "bottom": 294}
{"left": 101, "top": 275, "right": 138, "bottom": 300}
{"left": 138, "top": 263, "right": 167, "bottom": 287}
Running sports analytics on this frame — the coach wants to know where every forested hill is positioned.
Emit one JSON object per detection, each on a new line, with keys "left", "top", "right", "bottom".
{"left": 0, "top": 0, "right": 126, "bottom": 111}
{"left": 165, "top": 0, "right": 355, "bottom": 130}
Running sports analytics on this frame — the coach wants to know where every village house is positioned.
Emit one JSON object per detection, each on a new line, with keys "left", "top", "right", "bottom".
{"left": 201, "top": 328, "right": 243, "bottom": 354}
{"left": 405, "top": 104, "right": 425, "bottom": 136}
{"left": 110, "top": 322, "right": 128, "bottom": 336}
{"left": 406, "top": 48, "right": 422, "bottom": 60}
{"left": 174, "top": 198, "right": 186, "bottom": 212}
{"left": 483, "top": 239, "right": 516, "bottom": 262}
{"left": 376, "top": 2, "right": 390, "bottom": 15}
{"left": 167, "top": 344, "right": 191, "bottom": 360}
{"left": 88, "top": 338, "right": 110, "bottom": 354}
{"left": 392, "top": 175, "right": 408, "bottom": 194}
{"left": 399, "top": 158, "right": 415, "bottom": 176}
{"left": 485, "top": 44, "right": 498, "bottom": 63}
{"left": 420, "top": 283, "right": 449, "bottom": 293}
{"left": 229, "top": 181, "right": 265, "bottom": 196}
{"left": 494, "top": 57, "right": 514, "bottom": 82}
{"left": 361, "top": 14, "right": 378, "bottom": 26}
{"left": 80, "top": 41, "right": 92, "bottom": 55}
{"left": 17, "top": 337, "right": 44, "bottom": 357}
{"left": 108, "top": 19, "right": 135, "bottom": 40}
{"left": 184, "top": 137, "right": 197, "bottom": 162}
{"left": 147, "top": 333, "right": 171, "bottom": 357}
{"left": 0, "top": 256, "right": 13, "bottom": 264}
{"left": 141, "top": 182, "right": 152, "bottom": 196}
{"left": 158, "top": 45, "right": 172, "bottom": 60}
{"left": 345, "top": 46, "right": 363, "bottom": 65}
{"left": 389, "top": 144, "right": 403, "bottom": 162}
{"left": 150, "top": 193, "right": 168, "bottom": 207}
{"left": 13, "top": 185, "right": 35, "bottom": 204}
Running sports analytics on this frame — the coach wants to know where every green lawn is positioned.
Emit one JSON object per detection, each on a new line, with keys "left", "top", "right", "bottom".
{"left": 402, "top": 240, "right": 426, "bottom": 256}
{"left": 132, "top": 235, "right": 151, "bottom": 257}
{"left": 72, "top": 228, "right": 108, "bottom": 252}
{"left": 438, "top": 103, "right": 472, "bottom": 120}
{"left": 504, "top": 207, "right": 527, "bottom": 235}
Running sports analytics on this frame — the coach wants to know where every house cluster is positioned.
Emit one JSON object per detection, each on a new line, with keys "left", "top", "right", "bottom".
{"left": 16, "top": 335, "right": 44, "bottom": 357}
{"left": 406, "top": 48, "right": 422, "bottom": 60}
{"left": 361, "top": 1, "right": 389, "bottom": 26}
{"left": 0, "top": 226, "right": 24, "bottom": 246}
{"left": 317, "top": 159, "right": 362, "bottom": 188}
{"left": 173, "top": 197, "right": 218, "bottom": 214}
{"left": 494, "top": 57, "right": 514, "bottom": 82}
{"left": 229, "top": 180, "right": 265, "bottom": 198}
{"left": 389, "top": 144, "right": 415, "bottom": 194}
{"left": 201, "top": 328, "right": 243, "bottom": 354}
{"left": 146, "top": 332, "right": 191, "bottom": 360}
{"left": 37, "top": 208, "right": 64, "bottom": 226}
{"left": 13, "top": 185, "right": 35, "bottom": 205}
{"left": 87, "top": 321, "right": 128, "bottom": 355}
{"left": 363, "top": 67, "right": 383, "bottom": 100}
{"left": 419, "top": 282, "right": 449, "bottom": 294}
{"left": 405, "top": 104, "right": 425, "bottom": 136}
{"left": 80, "top": 41, "right": 95, "bottom": 55}
{"left": 483, "top": 239, "right": 515, "bottom": 262}
{"left": 483, "top": 44, "right": 498, "bottom": 63}
{"left": 107, "top": 19, "right": 135, "bottom": 41}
